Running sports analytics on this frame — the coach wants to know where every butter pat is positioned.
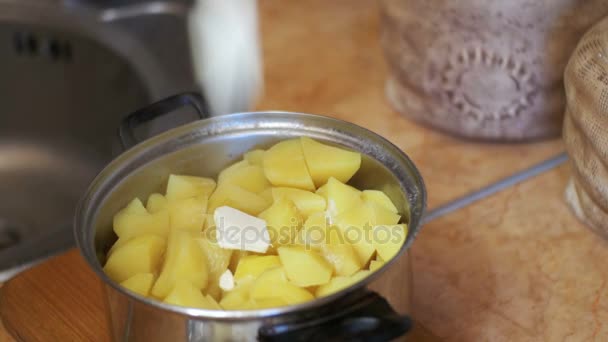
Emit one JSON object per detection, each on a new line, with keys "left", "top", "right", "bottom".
{"left": 219, "top": 269, "right": 235, "bottom": 291}
{"left": 214, "top": 206, "right": 270, "bottom": 253}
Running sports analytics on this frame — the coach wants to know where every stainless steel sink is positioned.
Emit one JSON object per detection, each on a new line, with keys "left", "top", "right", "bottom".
{"left": 0, "top": 0, "right": 199, "bottom": 280}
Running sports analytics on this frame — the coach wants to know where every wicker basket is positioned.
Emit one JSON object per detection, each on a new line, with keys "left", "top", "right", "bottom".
{"left": 563, "top": 16, "right": 608, "bottom": 239}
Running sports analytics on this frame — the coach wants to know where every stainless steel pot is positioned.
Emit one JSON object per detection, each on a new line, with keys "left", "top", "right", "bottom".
{"left": 74, "top": 93, "right": 427, "bottom": 341}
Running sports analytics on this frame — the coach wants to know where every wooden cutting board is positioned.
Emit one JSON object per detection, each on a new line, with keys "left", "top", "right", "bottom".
{"left": 0, "top": 250, "right": 112, "bottom": 342}
{"left": 0, "top": 249, "right": 439, "bottom": 342}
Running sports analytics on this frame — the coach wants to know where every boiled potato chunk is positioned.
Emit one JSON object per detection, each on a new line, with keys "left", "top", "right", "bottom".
{"left": 334, "top": 202, "right": 376, "bottom": 264}
{"left": 244, "top": 149, "right": 265, "bottom": 166}
{"left": 258, "top": 198, "right": 303, "bottom": 249}
{"left": 146, "top": 193, "right": 168, "bottom": 213}
{"left": 168, "top": 195, "right": 207, "bottom": 232}
{"left": 271, "top": 187, "right": 326, "bottom": 218}
{"left": 324, "top": 177, "right": 363, "bottom": 222}
{"left": 259, "top": 188, "right": 273, "bottom": 203}
{"left": 277, "top": 246, "right": 332, "bottom": 287}
{"left": 245, "top": 297, "right": 288, "bottom": 309}
{"left": 296, "top": 212, "right": 327, "bottom": 249}
{"left": 208, "top": 183, "right": 270, "bottom": 216}
{"left": 107, "top": 236, "right": 130, "bottom": 257}
{"left": 218, "top": 165, "right": 270, "bottom": 193}
{"left": 164, "top": 280, "right": 221, "bottom": 309}
{"left": 120, "top": 273, "right": 155, "bottom": 296}
{"left": 250, "top": 268, "right": 313, "bottom": 305}
{"left": 315, "top": 270, "right": 371, "bottom": 297}
{"left": 234, "top": 255, "right": 281, "bottom": 283}
{"left": 151, "top": 230, "right": 208, "bottom": 298}
{"left": 113, "top": 198, "right": 170, "bottom": 239}
{"left": 218, "top": 160, "right": 249, "bottom": 183}
{"left": 361, "top": 190, "right": 398, "bottom": 213}
{"left": 300, "top": 137, "right": 361, "bottom": 187}
{"left": 369, "top": 259, "right": 385, "bottom": 272}
{"left": 373, "top": 224, "right": 408, "bottom": 261}
{"left": 249, "top": 267, "right": 287, "bottom": 300}
{"left": 263, "top": 139, "right": 315, "bottom": 191}
{"left": 366, "top": 200, "right": 401, "bottom": 226}
{"left": 121, "top": 198, "right": 148, "bottom": 214}
{"left": 320, "top": 237, "right": 362, "bottom": 276}
{"left": 204, "top": 294, "right": 223, "bottom": 310}
{"left": 315, "top": 184, "right": 328, "bottom": 198}
{"left": 197, "top": 237, "right": 233, "bottom": 300}
{"left": 104, "top": 234, "right": 165, "bottom": 283}
{"left": 229, "top": 250, "right": 251, "bottom": 273}
{"left": 219, "top": 281, "right": 253, "bottom": 310}
{"left": 165, "top": 174, "right": 216, "bottom": 201}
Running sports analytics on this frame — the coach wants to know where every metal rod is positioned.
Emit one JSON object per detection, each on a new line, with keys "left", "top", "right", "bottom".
{"left": 422, "top": 152, "right": 569, "bottom": 224}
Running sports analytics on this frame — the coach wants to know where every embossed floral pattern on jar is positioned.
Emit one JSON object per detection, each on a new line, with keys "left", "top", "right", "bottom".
{"left": 379, "top": 0, "right": 608, "bottom": 140}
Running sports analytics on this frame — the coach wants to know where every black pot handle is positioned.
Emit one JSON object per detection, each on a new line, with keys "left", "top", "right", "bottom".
{"left": 118, "top": 92, "right": 210, "bottom": 149}
{"left": 258, "top": 290, "right": 412, "bottom": 342}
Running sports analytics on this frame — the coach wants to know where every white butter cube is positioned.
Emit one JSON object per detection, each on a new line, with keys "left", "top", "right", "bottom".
{"left": 214, "top": 206, "right": 270, "bottom": 253}
{"left": 219, "top": 269, "right": 235, "bottom": 291}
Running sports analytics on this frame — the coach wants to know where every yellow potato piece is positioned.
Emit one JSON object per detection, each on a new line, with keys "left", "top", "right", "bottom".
{"left": 271, "top": 187, "right": 326, "bottom": 218}
{"left": 245, "top": 297, "right": 288, "bottom": 309}
{"left": 203, "top": 213, "right": 216, "bottom": 232}
{"left": 315, "top": 270, "right": 371, "bottom": 297}
{"left": 259, "top": 188, "right": 273, "bottom": 203}
{"left": 120, "top": 273, "right": 155, "bottom": 297}
{"left": 208, "top": 183, "right": 270, "bottom": 216}
{"left": 315, "top": 184, "right": 328, "bottom": 198}
{"left": 218, "top": 165, "right": 270, "bottom": 193}
{"left": 113, "top": 198, "right": 170, "bottom": 239}
{"left": 228, "top": 250, "right": 251, "bottom": 273}
{"left": 146, "top": 193, "right": 168, "bottom": 213}
{"left": 164, "top": 280, "right": 221, "bottom": 309}
{"left": 205, "top": 294, "right": 223, "bottom": 310}
{"left": 325, "top": 177, "right": 363, "bottom": 222}
{"left": 334, "top": 202, "right": 376, "bottom": 265}
{"left": 277, "top": 246, "right": 332, "bottom": 287}
{"left": 300, "top": 137, "right": 361, "bottom": 187}
{"left": 258, "top": 198, "right": 303, "bottom": 249}
{"left": 296, "top": 212, "right": 328, "bottom": 249}
{"left": 244, "top": 149, "right": 266, "bottom": 167}
{"left": 165, "top": 174, "right": 216, "bottom": 201}
{"left": 263, "top": 139, "right": 315, "bottom": 191}
{"left": 197, "top": 237, "right": 233, "bottom": 300}
{"left": 168, "top": 195, "right": 208, "bottom": 232}
{"left": 320, "top": 236, "right": 362, "bottom": 277}
{"left": 373, "top": 224, "right": 408, "bottom": 261}
{"left": 217, "top": 160, "right": 249, "bottom": 183}
{"left": 250, "top": 267, "right": 313, "bottom": 305}
{"left": 104, "top": 234, "right": 165, "bottom": 283}
{"left": 151, "top": 230, "right": 209, "bottom": 298}
{"left": 234, "top": 255, "right": 281, "bottom": 283}
{"left": 361, "top": 190, "right": 398, "bottom": 213}
{"left": 369, "top": 259, "right": 385, "bottom": 272}
{"left": 122, "top": 197, "right": 148, "bottom": 214}
{"left": 219, "top": 281, "right": 253, "bottom": 310}
{"left": 249, "top": 267, "right": 287, "bottom": 300}
{"left": 366, "top": 200, "right": 401, "bottom": 226}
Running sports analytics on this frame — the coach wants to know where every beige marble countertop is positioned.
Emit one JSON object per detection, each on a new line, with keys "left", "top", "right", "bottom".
{"left": 1, "top": 1, "right": 606, "bottom": 341}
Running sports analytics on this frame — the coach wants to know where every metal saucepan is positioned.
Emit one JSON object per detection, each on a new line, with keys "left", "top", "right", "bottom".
{"left": 74, "top": 93, "right": 427, "bottom": 341}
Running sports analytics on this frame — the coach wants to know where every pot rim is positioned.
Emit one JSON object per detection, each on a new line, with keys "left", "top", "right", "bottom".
{"left": 74, "top": 111, "right": 427, "bottom": 321}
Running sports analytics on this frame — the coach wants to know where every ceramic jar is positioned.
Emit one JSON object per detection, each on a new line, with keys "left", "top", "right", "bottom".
{"left": 379, "top": 0, "right": 608, "bottom": 140}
